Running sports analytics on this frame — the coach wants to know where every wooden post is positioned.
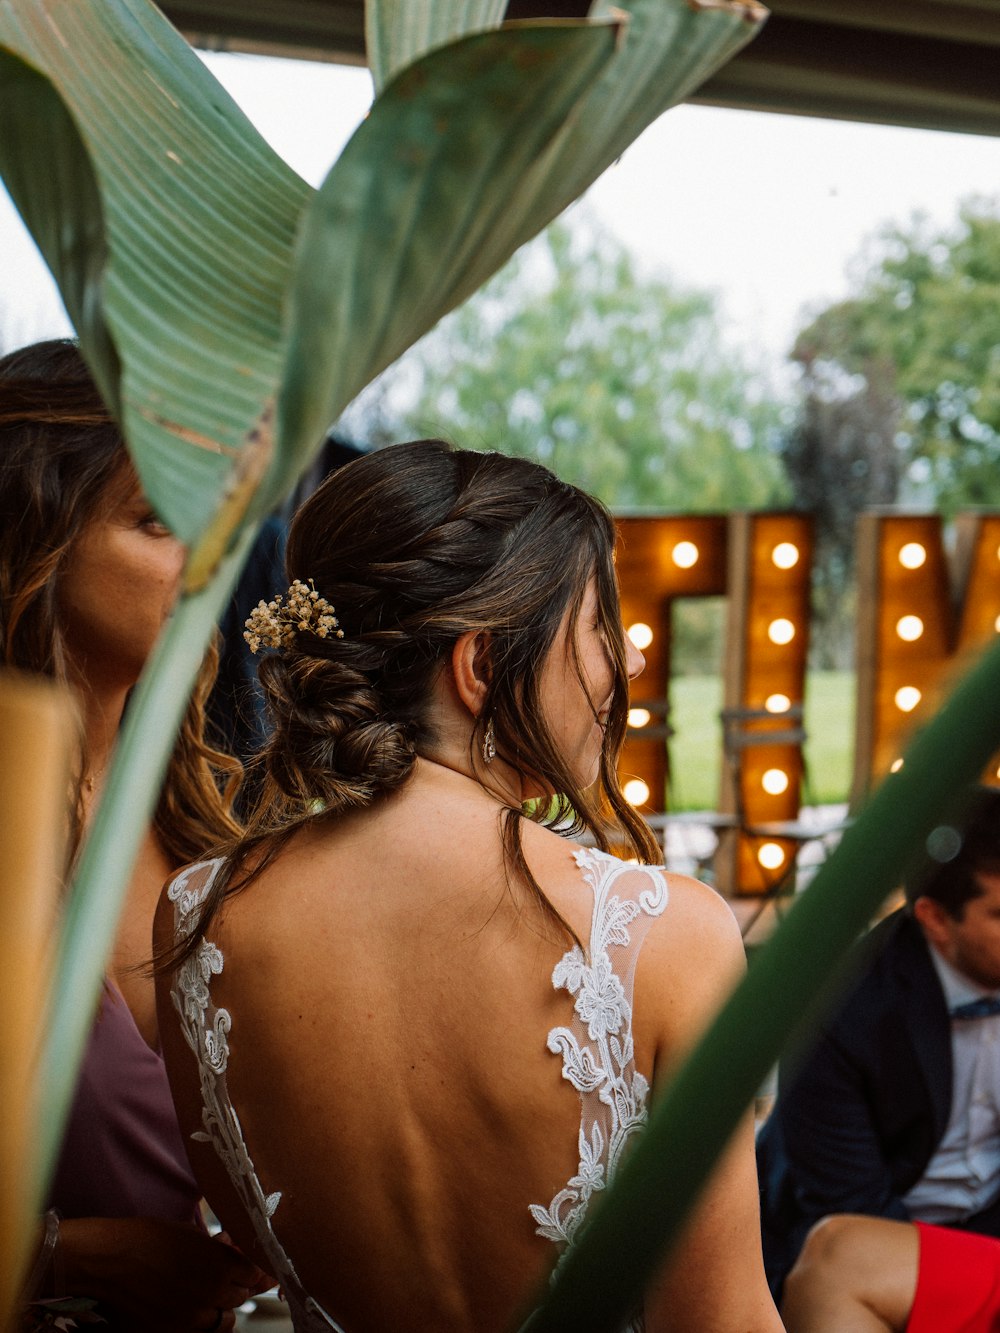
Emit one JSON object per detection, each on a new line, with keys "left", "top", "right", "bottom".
{"left": 0, "top": 671, "right": 73, "bottom": 1331}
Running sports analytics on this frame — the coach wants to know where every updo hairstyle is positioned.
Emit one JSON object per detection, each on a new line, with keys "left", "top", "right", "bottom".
{"left": 189, "top": 439, "right": 661, "bottom": 938}
{"left": 181, "top": 439, "right": 659, "bottom": 953}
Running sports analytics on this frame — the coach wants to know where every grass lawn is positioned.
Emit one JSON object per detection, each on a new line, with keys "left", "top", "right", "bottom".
{"left": 665, "top": 671, "right": 855, "bottom": 812}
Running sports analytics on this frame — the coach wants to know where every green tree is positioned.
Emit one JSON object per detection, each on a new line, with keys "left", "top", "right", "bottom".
{"left": 388, "top": 218, "right": 790, "bottom": 512}
{"left": 792, "top": 200, "right": 1000, "bottom": 516}
{"left": 783, "top": 357, "right": 903, "bottom": 666}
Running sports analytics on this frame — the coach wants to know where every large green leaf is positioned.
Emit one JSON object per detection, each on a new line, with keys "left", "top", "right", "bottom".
{"left": 419, "top": 0, "right": 768, "bottom": 327}
{"left": 366, "top": 0, "right": 507, "bottom": 92}
{"left": 275, "top": 22, "right": 620, "bottom": 492}
{"left": 523, "top": 640, "right": 1000, "bottom": 1329}
{"left": 0, "top": 48, "right": 118, "bottom": 410}
{"left": 0, "top": 0, "right": 762, "bottom": 579}
{"left": 0, "top": 0, "right": 307, "bottom": 552}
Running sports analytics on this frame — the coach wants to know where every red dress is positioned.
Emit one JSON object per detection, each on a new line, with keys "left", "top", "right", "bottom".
{"left": 908, "top": 1223, "right": 1000, "bottom": 1333}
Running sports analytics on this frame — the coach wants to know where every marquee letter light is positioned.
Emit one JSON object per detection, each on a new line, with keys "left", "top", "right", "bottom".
{"left": 614, "top": 516, "right": 728, "bottom": 815}
{"left": 954, "top": 515, "right": 1000, "bottom": 787}
{"left": 715, "top": 513, "right": 814, "bottom": 895}
{"left": 854, "top": 511, "right": 1000, "bottom": 801}
{"left": 954, "top": 513, "right": 1000, "bottom": 659}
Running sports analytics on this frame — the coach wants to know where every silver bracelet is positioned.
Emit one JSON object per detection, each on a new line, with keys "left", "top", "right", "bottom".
{"left": 23, "top": 1210, "right": 60, "bottom": 1301}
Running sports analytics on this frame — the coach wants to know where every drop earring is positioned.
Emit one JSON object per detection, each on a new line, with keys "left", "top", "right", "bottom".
{"left": 482, "top": 718, "right": 496, "bottom": 764}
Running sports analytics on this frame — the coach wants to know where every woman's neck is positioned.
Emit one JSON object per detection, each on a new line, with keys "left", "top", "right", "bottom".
{"left": 74, "top": 674, "right": 130, "bottom": 807}
{"left": 414, "top": 751, "right": 524, "bottom": 814}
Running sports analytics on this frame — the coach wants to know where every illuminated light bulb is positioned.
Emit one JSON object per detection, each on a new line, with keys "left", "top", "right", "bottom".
{"left": 765, "top": 693, "right": 791, "bottom": 714}
{"left": 762, "top": 768, "right": 789, "bottom": 796}
{"left": 895, "top": 685, "right": 922, "bottom": 713}
{"left": 896, "top": 615, "right": 924, "bottom": 642}
{"left": 623, "top": 778, "right": 650, "bottom": 807}
{"left": 996, "top": 544, "right": 1000, "bottom": 562}
{"left": 767, "top": 618, "right": 795, "bottom": 646}
{"left": 671, "top": 541, "right": 699, "bottom": 569}
{"left": 899, "top": 542, "right": 926, "bottom": 570}
{"left": 758, "top": 843, "right": 786, "bottom": 871}
{"left": 994, "top": 614, "right": 1000, "bottom": 634}
{"left": 627, "top": 622, "right": 653, "bottom": 650}
{"left": 771, "top": 542, "right": 799, "bottom": 570}
{"left": 628, "top": 708, "right": 651, "bottom": 728}
{"left": 890, "top": 757, "right": 904, "bottom": 773}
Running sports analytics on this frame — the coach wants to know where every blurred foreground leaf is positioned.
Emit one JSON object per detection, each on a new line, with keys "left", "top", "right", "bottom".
{"left": 524, "top": 637, "right": 1000, "bottom": 1329}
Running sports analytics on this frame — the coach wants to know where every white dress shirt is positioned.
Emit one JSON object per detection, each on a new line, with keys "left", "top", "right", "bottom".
{"left": 903, "top": 946, "right": 1000, "bottom": 1223}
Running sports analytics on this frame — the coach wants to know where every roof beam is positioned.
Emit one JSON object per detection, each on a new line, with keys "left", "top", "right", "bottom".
{"left": 162, "top": 1, "right": 1000, "bottom": 136}
{"left": 697, "top": 15, "right": 1000, "bottom": 137}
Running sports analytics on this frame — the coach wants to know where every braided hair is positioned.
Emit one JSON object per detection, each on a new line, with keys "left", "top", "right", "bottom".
{"left": 171, "top": 439, "right": 658, "bottom": 959}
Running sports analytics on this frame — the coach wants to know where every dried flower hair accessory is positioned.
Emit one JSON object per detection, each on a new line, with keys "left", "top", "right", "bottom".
{"left": 244, "top": 578, "right": 344, "bottom": 653}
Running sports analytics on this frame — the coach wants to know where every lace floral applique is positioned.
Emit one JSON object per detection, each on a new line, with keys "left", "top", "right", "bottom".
{"left": 530, "top": 848, "right": 668, "bottom": 1252}
{"left": 168, "top": 861, "right": 343, "bottom": 1333}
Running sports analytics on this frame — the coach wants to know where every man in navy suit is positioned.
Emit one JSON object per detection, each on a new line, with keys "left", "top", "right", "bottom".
{"left": 757, "top": 786, "right": 1000, "bottom": 1299}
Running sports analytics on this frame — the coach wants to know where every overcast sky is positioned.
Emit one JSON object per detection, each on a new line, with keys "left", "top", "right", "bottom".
{"left": 3, "top": 51, "right": 999, "bottom": 369}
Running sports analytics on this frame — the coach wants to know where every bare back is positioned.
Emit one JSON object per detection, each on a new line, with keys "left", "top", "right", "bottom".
{"left": 156, "top": 764, "right": 778, "bottom": 1331}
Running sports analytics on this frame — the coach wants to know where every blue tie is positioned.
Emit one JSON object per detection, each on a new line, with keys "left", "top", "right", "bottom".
{"left": 951, "top": 996, "right": 1000, "bottom": 1020}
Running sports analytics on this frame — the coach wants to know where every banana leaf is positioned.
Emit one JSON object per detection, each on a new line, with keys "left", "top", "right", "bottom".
{"left": 274, "top": 23, "right": 621, "bottom": 507}
{"left": 0, "top": 0, "right": 307, "bottom": 550}
{"left": 0, "top": 0, "right": 765, "bottom": 1219}
{"left": 366, "top": 0, "right": 508, "bottom": 92}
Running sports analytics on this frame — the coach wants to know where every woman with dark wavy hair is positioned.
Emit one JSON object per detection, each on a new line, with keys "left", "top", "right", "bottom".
{"left": 156, "top": 440, "right": 780, "bottom": 1332}
{"left": 1, "top": 339, "right": 265, "bottom": 1331}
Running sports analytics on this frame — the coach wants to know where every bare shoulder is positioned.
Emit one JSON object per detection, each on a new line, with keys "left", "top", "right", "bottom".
{"left": 516, "top": 817, "right": 592, "bottom": 873}
{"left": 650, "top": 870, "right": 743, "bottom": 964}
{"left": 516, "top": 838, "right": 745, "bottom": 1076}
{"left": 634, "top": 871, "right": 745, "bottom": 1078}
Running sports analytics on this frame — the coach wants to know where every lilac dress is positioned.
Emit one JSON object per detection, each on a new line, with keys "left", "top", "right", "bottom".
{"left": 48, "top": 984, "right": 201, "bottom": 1225}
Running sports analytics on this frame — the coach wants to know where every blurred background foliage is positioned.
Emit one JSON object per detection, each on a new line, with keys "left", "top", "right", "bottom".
{"left": 343, "top": 197, "right": 1000, "bottom": 687}
{"left": 5, "top": 196, "right": 992, "bottom": 808}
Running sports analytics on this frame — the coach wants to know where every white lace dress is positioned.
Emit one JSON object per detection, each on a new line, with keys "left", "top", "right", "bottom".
{"left": 169, "top": 846, "right": 669, "bottom": 1332}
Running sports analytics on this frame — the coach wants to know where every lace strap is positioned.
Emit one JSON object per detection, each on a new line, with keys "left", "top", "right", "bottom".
{"left": 530, "top": 848, "right": 668, "bottom": 1252}
{"left": 168, "top": 860, "right": 345, "bottom": 1333}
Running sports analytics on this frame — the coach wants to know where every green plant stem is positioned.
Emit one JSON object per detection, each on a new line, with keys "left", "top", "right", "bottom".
{"left": 34, "top": 530, "right": 257, "bottom": 1203}
{"left": 521, "top": 636, "right": 1000, "bottom": 1331}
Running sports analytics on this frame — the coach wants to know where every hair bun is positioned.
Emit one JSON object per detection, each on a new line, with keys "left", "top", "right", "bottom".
{"left": 259, "top": 654, "right": 415, "bottom": 812}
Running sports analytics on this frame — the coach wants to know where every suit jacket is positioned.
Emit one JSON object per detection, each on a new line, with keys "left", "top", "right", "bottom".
{"left": 756, "top": 908, "right": 961, "bottom": 1295}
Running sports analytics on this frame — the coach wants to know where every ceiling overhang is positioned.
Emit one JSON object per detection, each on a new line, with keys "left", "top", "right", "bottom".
{"left": 163, "top": 1, "right": 1000, "bottom": 138}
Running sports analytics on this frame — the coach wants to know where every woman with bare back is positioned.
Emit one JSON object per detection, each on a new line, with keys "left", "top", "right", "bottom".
{"left": 156, "top": 439, "right": 781, "bottom": 1332}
